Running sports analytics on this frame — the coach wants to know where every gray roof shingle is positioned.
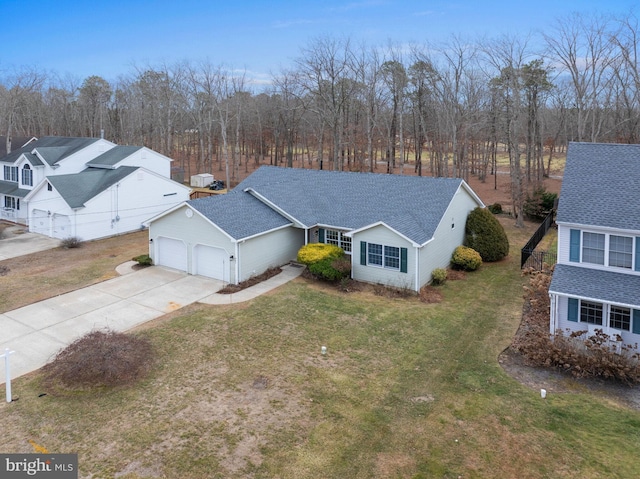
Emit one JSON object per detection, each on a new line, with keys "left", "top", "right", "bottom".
{"left": 47, "top": 167, "right": 138, "bottom": 208}
{"left": 85, "top": 146, "right": 143, "bottom": 168}
{"left": 190, "top": 166, "right": 480, "bottom": 243}
{"left": 188, "top": 190, "right": 292, "bottom": 240}
{"left": 556, "top": 142, "right": 640, "bottom": 230}
{"left": 0, "top": 181, "right": 30, "bottom": 198}
{"left": 0, "top": 137, "right": 101, "bottom": 166}
{"left": 549, "top": 263, "right": 640, "bottom": 308}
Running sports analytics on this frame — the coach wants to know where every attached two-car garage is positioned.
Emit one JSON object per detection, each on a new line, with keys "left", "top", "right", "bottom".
{"left": 154, "top": 236, "right": 229, "bottom": 282}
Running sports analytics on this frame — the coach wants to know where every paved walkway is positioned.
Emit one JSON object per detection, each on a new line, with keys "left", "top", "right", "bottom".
{"left": 0, "top": 264, "right": 304, "bottom": 384}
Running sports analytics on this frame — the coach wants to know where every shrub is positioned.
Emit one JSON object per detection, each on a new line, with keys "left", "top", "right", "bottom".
{"left": 297, "top": 243, "right": 343, "bottom": 265}
{"left": 451, "top": 245, "right": 482, "bottom": 271}
{"left": 514, "top": 268, "right": 640, "bottom": 385}
{"left": 464, "top": 207, "right": 509, "bottom": 262}
{"left": 132, "top": 254, "right": 153, "bottom": 266}
{"left": 431, "top": 268, "right": 447, "bottom": 285}
{"left": 42, "top": 330, "right": 153, "bottom": 391}
{"left": 308, "top": 256, "right": 350, "bottom": 282}
{"left": 61, "top": 236, "right": 82, "bottom": 249}
{"left": 523, "top": 187, "right": 558, "bottom": 221}
{"left": 488, "top": 203, "right": 503, "bottom": 214}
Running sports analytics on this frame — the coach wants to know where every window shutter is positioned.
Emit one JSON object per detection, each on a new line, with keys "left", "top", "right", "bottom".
{"left": 568, "top": 298, "right": 579, "bottom": 322}
{"left": 318, "top": 228, "right": 325, "bottom": 243}
{"left": 635, "top": 238, "right": 640, "bottom": 271}
{"left": 360, "top": 242, "right": 367, "bottom": 265}
{"left": 633, "top": 310, "right": 640, "bottom": 335}
{"left": 569, "top": 229, "right": 580, "bottom": 262}
{"left": 400, "top": 248, "right": 408, "bottom": 273}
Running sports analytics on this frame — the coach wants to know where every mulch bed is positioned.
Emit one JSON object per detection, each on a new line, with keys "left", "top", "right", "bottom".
{"left": 217, "top": 267, "right": 282, "bottom": 294}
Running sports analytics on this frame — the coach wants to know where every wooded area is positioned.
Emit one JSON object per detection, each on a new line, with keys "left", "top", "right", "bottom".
{"left": 1, "top": 12, "right": 638, "bottom": 223}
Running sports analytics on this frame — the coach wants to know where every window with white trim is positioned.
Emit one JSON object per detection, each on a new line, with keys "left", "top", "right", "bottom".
{"left": 582, "top": 232, "right": 605, "bottom": 265}
{"left": 21, "top": 164, "right": 32, "bottom": 186}
{"left": 580, "top": 301, "right": 603, "bottom": 325}
{"left": 384, "top": 246, "right": 400, "bottom": 269}
{"left": 609, "top": 235, "right": 633, "bottom": 269}
{"left": 3, "top": 165, "right": 18, "bottom": 182}
{"left": 3, "top": 196, "right": 19, "bottom": 210}
{"left": 610, "top": 306, "right": 631, "bottom": 331}
{"left": 323, "top": 229, "right": 352, "bottom": 253}
{"left": 368, "top": 243, "right": 383, "bottom": 266}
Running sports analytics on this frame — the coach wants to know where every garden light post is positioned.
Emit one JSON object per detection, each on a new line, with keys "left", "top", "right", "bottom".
{"left": 1, "top": 348, "right": 15, "bottom": 402}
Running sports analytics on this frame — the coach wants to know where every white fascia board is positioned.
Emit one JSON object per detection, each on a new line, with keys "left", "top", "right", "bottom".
{"left": 557, "top": 221, "right": 640, "bottom": 237}
{"left": 344, "top": 221, "right": 421, "bottom": 247}
{"left": 548, "top": 290, "right": 640, "bottom": 310}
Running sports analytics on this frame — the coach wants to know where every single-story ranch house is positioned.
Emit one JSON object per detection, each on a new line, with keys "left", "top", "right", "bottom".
{"left": 146, "top": 166, "right": 484, "bottom": 291}
{"left": 0, "top": 136, "right": 191, "bottom": 241}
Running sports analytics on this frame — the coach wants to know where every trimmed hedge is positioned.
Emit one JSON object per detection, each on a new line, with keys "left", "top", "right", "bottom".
{"left": 464, "top": 207, "right": 509, "bottom": 262}
{"left": 297, "top": 243, "right": 344, "bottom": 265}
{"left": 451, "top": 246, "right": 482, "bottom": 271}
{"left": 431, "top": 268, "right": 447, "bottom": 285}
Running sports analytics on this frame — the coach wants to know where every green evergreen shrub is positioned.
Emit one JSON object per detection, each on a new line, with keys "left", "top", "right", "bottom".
{"left": 464, "top": 207, "right": 509, "bottom": 262}
{"left": 488, "top": 203, "right": 503, "bottom": 214}
{"left": 132, "top": 254, "right": 153, "bottom": 266}
{"left": 451, "top": 246, "right": 482, "bottom": 271}
{"left": 523, "top": 187, "right": 558, "bottom": 221}
{"left": 308, "top": 257, "right": 350, "bottom": 281}
{"left": 431, "top": 268, "right": 447, "bottom": 285}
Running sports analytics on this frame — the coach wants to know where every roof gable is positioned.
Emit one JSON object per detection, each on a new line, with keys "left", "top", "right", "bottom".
{"left": 46, "top": 166, "right": 138, "bottom": 208}
{"left": 557, "top": 142, "right": 640, "bottom": 231}
{"left": 0, "top": 137, "right": 102, "bottom": 166}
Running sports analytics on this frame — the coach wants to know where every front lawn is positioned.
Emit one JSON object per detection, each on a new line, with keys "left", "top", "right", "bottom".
{"left": 1, "top": 219, "right": 639, "bottom": 478}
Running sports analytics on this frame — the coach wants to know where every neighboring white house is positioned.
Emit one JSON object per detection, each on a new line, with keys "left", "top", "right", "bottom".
{"left": 549, "top": 142, "right": 640, "bottom": 346}
{"left": 145, "top": 166, "right": 484, "bottom": 291}
{"left": 0, "top": 136, "right": 191, "bottom": 241}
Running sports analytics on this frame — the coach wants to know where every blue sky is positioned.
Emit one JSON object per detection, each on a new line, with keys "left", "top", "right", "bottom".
{"left": 1, "top": 0, "right": 636, "bottom": 86}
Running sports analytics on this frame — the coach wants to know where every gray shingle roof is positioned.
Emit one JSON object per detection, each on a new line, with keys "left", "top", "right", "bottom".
{"left": 0, "top": 181, "right": 30, "bottom": 198}
{"left": 47, "top": 167, "right": 138, "bottom": 208}
{"left": 190, "top": 166, "right": 481, "bottom": 244}
{"left": 238, "top": 166, "right": 471, "bottom": 244}
{"left": 85, "top": 146, "right": 143, "bottom": 168}
{"left": 556, "top": 142, "right": 640, "bottom": 230}
{"left": 0, "top": 137, "right": 100, "bottom": 166}
{"left": 549, "top": 263, "right": 640, "bottom": 308}
{"left": 188, "top": 190, "right": 292, "bottom": 240}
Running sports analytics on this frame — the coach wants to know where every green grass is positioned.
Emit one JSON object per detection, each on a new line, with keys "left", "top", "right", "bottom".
{"left": 1, "top": 222, "right": 638, "bottom": 478}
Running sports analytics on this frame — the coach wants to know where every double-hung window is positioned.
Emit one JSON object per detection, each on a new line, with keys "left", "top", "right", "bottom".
{"left": 4, "top": 165, "right": 18, "bottom": 182}
{"left": 384, "top": 246, "right": 400, "bottom": 269}
{"left": 580, "top": 301, "right": 603, "bottom": 325}
{"left": 368, "top": 243, "right": 383, "bottom": 266}
{"left": 324, "top": 229, "right": 352, "bottom": 253}
{"left": 21, "top": 164, "right": 33, "bottom": 186}
{"left": 582, "top": 232, "right": 605, "bottom": 265}
{"left": 3, "top": 197, "right": 19, "bottom": 210}
{"left": 610, "top": 306, "right": 631, "bottom": 331}
{"left": 609, "top": 235, "right": 633, "bottom": 269}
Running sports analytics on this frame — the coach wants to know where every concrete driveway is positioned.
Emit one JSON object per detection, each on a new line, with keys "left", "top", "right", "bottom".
{"left": 0, "top": 266, "right": 224, "bottom": 383}
{"left": 0, "top": 264, "right": 304, "bottom": 385}
{"left": 0, "top": 227, "right": 61, "bottom": 260}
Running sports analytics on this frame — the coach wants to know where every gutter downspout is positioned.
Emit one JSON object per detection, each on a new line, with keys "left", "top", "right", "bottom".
{"left": 415, "top": 246, "right": 420, "bottom": 292}
{"left": 234, "top": 240, "right": 240, "bottom": 285}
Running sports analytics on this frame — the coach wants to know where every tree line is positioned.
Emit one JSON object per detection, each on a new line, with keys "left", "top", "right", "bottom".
{"left": 1, "top": 12, "right": 638, "bottom": 224}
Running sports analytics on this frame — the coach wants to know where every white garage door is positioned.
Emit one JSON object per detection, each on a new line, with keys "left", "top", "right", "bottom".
{"left": 156, "top": 237, "right": 188, "bottom": 272}
{"left": 31, "top": 209, "right": 49, "bottom": 235}
{"left": 52, "top": 214, "right": 71, "bottom": 239}
{"left": 193, "top": 244, "right": 228, "bottom": 281}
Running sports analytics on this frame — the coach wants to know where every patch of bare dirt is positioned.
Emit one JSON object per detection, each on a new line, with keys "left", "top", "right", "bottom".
{"left": 218, "top": 266, "right": 282, "bottom": 293}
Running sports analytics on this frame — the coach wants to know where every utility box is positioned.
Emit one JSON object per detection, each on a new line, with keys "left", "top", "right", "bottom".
{"left": 190, "top": 173, "right": 214, "bottom": 188}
